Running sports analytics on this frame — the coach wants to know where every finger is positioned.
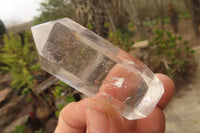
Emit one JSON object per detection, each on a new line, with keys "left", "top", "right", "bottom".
{"left": 156, "top": 73, "right": 175, "bottom": 110}
{"left": 86, "top": 99, "right": 126, "bottom": 133}
{"left": 55, "top": 98, "right": 89, "bottom": 133}
{"left": 136, "top": 107, "right": 165, "bottom": 133}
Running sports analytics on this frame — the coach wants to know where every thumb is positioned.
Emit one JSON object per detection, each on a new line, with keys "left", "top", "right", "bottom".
{"left": 86, "top": 99, "right": 126, "bottom": 133}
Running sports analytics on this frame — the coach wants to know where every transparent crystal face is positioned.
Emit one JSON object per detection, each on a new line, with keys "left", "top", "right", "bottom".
{"left": 31, "top": 18, "right": 164, "bottom": 120}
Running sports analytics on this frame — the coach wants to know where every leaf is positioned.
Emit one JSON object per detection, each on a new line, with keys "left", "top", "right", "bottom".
{"left": 65, "top": 95, "right": 75, "bottom": 103}
{"left": 183, "top": 40, "right": 189, "bottom": 45}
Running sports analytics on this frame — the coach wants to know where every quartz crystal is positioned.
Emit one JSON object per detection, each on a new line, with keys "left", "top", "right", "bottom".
{"left": 31, "top": 18, "right": 164, "bottom": 120}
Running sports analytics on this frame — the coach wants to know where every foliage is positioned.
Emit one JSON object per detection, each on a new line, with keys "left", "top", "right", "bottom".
{"left": 52, "top": 81, "right": 70, "bottom": 99}
{"left": 55, "top": 94, "right": 75, "bottom": 117}
{"left": 53, "top": 81, "right": 75, "bottom": 117}
{"left": 143, "top": 15, "right": 170, "bottom": 28}
{"left": 109, "top": 23, "right": 135, "bottom": 51}
{"left": 52, "top": 81, "right": 75, "bottom": 117}
{"left": 14, "top": 125, "right": 26, "bottom": 133}
{"left": 157, "top": 15, "right": 170, "bottom": 25}
{"left": 148, "top": 29, "right": 195, "bottom": 78}
{"left": 0, "top": 32, "right": 40, "bottom": 92}
{"left": 55, "top": 103, "right": 65, "bottom": 117}
{"left": 35, "top": 0, "right": 75, "bottom": 24}
{"left": 65, "top": 95, "right": 75, "bottom": 103}
{"left": 26, "top": 95, "right": 33, "bottom": 103}
{"left": 179, "top": 12, "right": 190, "bottom": 19}
{"left": 86, "top": 23, "right": 93, "bottom": 30}
{"left": 143, "top": 20, "right": 157, "bottom": 27}
{"left": 0, "top": 20, "right": 6, "bottom": 36}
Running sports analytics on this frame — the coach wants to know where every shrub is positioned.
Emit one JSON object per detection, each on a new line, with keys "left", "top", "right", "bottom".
{"left": 15, "top": 125, "right": 25, "bottom": 133}
{"left": 148, "top": 29, "right": 195, "bottom": 78}
{"left": 109, "top": 23, "right": 135, "bottom": 51}
{"left": 52, "top": 81, "right": 75, "bottom": 117}
{"left": 34, "top": 0, "right": 75, "bottom": 25}
{"left": 52, "top": 81, "right": 71, "bottom": 99}
{"left": 0, "top": 20, "right": 6, "bottom": 36}
{"left": 0, "top": 31, "right": 40, "bottom": 92}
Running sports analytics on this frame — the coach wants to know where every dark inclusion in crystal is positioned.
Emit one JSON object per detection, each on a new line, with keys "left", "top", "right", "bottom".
{"left": 42, "top": 22, "right": 97, "bottom": 76}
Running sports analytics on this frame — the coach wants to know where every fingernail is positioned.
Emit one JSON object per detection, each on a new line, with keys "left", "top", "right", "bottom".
{"left": 86, "top": 107, "right": 109, "bottom": 133}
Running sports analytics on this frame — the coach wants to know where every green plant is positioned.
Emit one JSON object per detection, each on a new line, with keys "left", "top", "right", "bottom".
{"left": 179, "top": 12, "right": 190, "bottom": 19}
{"left": 104, "top": 22, "right": 109, "bottom": 28}
{"left": 65, "top": 95, "right": 75, "bottom": 103}
{"left": 55, "top": 103, "right": 66, "bottom": 117}
{"left": 86, "top": 23, "right": 93, "bottom": 30}
{"left": 26, "top": 96, "right": 33, "bottom": 103}
{"left": 15, "top": 125, "right": 25, "bottom": 133}
{"left": 55, "top": 94, "right": 75, "bottom": 117}
{"left": 0, "top": 20, "right": 6, "bottom": 36}
{"left": 34, "top": 0, "right": 75, "bottom": 24}
{"left": 0, "top": 32, "right": 40, "bottom": 92}
{"left": 53, "top": 81, "right": 75, "bottom": 117}
{"left": 157, "top": 15, "right": 170, "bottom": 24}
{"left": 109, "top": 26, "right": 134, "bottom": 51}
{"left": 148, "top": 29, "right": 195, "bottom": 78}
{"left": 143, "top": 20, "right": 157, "bottom": 27}
{"left": 52, "top": 81, "right": 70, "bottom": 99}
{"left": 163, "top": 15, "right": 170, "bottom": 24}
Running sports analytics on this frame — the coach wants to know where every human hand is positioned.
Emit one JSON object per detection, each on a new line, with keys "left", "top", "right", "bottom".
{"left": 55, "top": 52, "right": 175, "bottom": 133}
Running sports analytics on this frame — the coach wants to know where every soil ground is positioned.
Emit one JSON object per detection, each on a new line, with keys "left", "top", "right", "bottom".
{"left": 164, "top": 19, "right": 200, "bottom": 47}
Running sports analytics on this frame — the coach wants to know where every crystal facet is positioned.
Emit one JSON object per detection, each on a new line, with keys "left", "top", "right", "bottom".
{"left": 31, "top": 18, "right": 164, "bottom": 120}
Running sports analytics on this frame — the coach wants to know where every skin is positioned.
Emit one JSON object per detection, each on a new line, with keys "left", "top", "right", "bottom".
{"left": 55, "top": 51, "right": 175, "bottom": 133}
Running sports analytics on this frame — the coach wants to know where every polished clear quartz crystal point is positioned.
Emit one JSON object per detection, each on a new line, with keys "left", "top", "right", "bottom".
{"left": 31, "top": 18, "right": 164, "bottom": 120}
